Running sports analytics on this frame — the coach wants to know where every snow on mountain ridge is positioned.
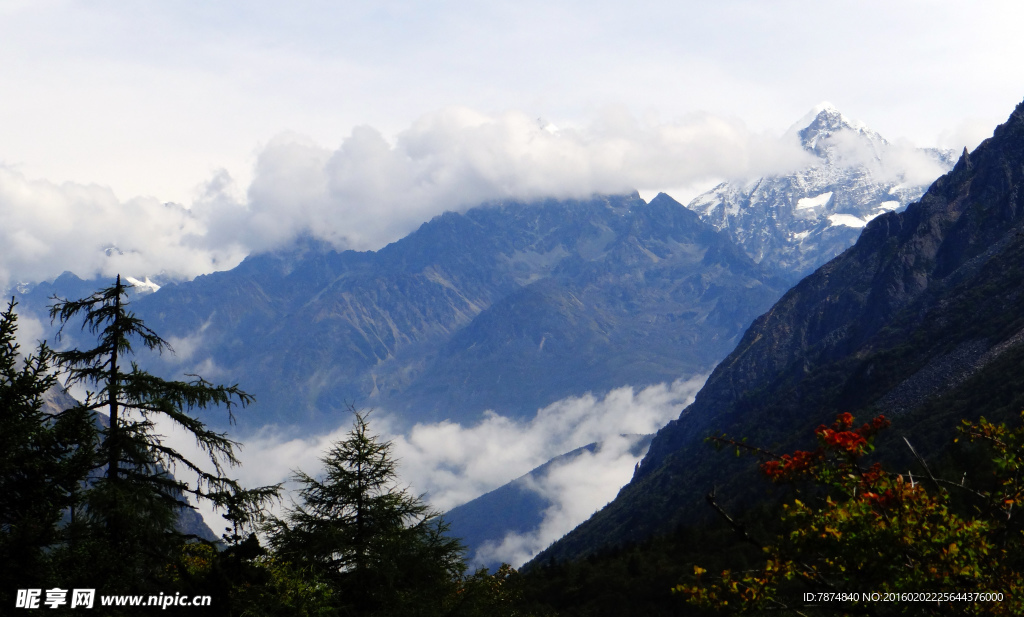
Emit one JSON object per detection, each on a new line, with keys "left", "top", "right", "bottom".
{"left": 687, "top": 107, "right": 955, "bottom": 280}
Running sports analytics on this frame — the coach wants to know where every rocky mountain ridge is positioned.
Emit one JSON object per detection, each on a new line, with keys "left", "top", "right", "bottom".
{"left": 10, "top": 107, "right": 966, "bottom": 565}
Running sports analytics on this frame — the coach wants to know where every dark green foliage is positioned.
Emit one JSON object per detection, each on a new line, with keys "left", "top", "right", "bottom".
{"left": 0, "top": 300, "right": 95, "bottom": 603}
{"left": 517, "top": 511, "right": 776, "bottom": 617}
{"left": 47, "top": 275, "right": 278, "bottom": 591}
{"left": 3, "top": 280, "right": 529, "bottom": 616}
{"left": 267, "top": 410, "right": 467, "bottom": 616}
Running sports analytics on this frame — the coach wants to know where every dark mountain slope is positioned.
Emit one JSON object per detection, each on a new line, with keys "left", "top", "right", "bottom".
{"left": 395, "top": 194, "right": 785, "bottom": 421}
{"left": 535, "top": 99, "right": 1024, "bottom": 563}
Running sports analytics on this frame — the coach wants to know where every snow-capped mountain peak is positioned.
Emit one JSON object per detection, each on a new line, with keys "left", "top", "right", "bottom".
{"left": 686, "top": 108, "right": 955, "bottom": 281}
{"left": 791, "top": 106, "right": 887, "bottom": 163}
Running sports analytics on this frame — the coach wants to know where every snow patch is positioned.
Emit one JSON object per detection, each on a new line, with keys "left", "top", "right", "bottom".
{"left": 124, "top": 276, "right": 161, "bottom": 294}
{"left": 876, "top": 200, "right": 900, "bottom": 211}
{"left": 828, "top": 214, "right": 867, "bottom": 228}
{"left": 796, "top": 192, "right": 833, "bottom": 210}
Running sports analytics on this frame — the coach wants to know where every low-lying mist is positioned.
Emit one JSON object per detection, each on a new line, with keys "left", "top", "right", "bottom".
{"left": 157, "top": 375, "right": 705, "bottom": 564}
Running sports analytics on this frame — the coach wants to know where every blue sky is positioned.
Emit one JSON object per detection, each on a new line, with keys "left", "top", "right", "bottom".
{"left": 0, "top": 1, "right": 1022, "bottom": 285}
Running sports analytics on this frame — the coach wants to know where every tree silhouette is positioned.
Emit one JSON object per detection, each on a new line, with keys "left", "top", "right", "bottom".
{"left": 49, "top": 275, "right": 275, "bottom": 589}
{"left": 0, "top": 300, "right": 94, "bottom": 599}
{"left": 269, "top": 410, "right": 466, "bottom": 616}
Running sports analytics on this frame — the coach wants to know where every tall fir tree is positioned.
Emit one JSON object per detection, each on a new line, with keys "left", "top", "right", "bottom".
{"left": 48, "top": 275, "right": 276, "bottom": 591}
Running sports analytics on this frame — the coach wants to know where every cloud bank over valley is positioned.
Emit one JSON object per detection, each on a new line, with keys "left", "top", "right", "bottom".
{"left": 388, "top": 375, "right": 706, "bottom": 512}
{"left": 164, "top": 376, "right": 704, "bottom": 560}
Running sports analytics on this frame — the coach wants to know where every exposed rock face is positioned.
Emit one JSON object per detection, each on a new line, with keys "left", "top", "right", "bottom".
{"left": 16, "top": 109, "right": 957, "bottom": 434}
{"left": 688, "top": 105, "right": 954, "bottom": 281}
{"left": 391, "top": 194, "right": 787, "bottom": 424}
{"left": 535, "top": 100, "right": 1024, "bottom": 563}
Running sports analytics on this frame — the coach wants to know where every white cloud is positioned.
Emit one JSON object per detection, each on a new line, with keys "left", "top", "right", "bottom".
{"left": 872, "top": 138, "right": 953, "bottom": 187}
{"left": 221, "top": 108, "right": 813, "bottom": 254}
{"left": 164, "top": 318, "right": 214, "bottom": 363}
{"left": 153, "top": 410, "right": 355, "bottom": 535}
{"left": 806, "top": 128, "right": 952, "bottom": 188}
{"left": 387, "top": 375, "right": 706, "bottom": 512}
{"left": 0, "top": 1, "right": 1022, "bottom": 215}
{"left": 938, "top": 118, "right": 996, "bottom": 154}
{"left": 473, "top": 433, "right": 646, "bottom": 568}
{"left": 157, "top": 375, "right": 705, "bottom": 547}
{"left": 0, "top": 107, "right": 815, "bottom": 290}
{"left": 11, "top": 310, "right": 46, "bottom": 354}
{"left": 0, "top": 167, "right": 247, "bottom": 289}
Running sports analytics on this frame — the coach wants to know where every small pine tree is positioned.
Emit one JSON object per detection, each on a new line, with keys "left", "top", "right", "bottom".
{"left": 48, "top": 275, "right": 276, "bottom": 590}
{"left": 268, "top": 410, "right": 467, "bottom": 616}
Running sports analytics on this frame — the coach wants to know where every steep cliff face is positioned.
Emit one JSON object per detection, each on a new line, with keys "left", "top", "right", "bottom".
{"left": 535, "top": 100, "right": 1024, "bottom": 563}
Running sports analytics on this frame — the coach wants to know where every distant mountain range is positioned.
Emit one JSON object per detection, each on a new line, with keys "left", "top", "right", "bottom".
{"left": 535, "top": 99, "right": 1024, "bottom": 565}
{"left": 444, "top": 434, "right": 653, "bottom": 570}
{"left": 22, "top": 194, "right": 786, "bottom": 432}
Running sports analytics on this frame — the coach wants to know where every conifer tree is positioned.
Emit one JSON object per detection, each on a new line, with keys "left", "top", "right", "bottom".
{"left": 268, "top": 410, "right": 466, "bottom": 616}
{"left": 0, "top": 300, "right": 94, "bottom": 597}
{"left": 48, "top": 275, "right": 275, "bottom": 589}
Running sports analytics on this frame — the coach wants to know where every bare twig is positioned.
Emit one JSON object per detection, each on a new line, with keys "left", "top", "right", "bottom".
{"left": 705, "top": 486, "right": 764, "bottom": 551}
{"left": 903, "top": 437, "right": 944, "bottom": 494}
